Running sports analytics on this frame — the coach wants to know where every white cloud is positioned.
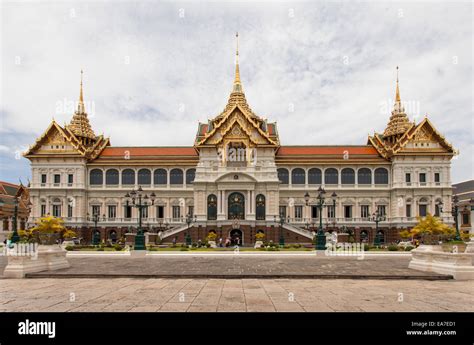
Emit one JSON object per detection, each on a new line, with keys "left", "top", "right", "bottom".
{"left": 1, "top": 1, "right": 472, "bottom": 182}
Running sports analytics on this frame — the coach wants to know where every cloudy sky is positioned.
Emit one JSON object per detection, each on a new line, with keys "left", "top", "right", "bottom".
{"left": 1, "top": 1, "right": 472, "bottom": 183}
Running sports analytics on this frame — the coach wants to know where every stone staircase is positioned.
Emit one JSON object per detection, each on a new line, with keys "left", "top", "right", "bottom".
{"left": 159, "top": 223, "right": 189, "bottom": 240}
{"left": 282, "top": 223, "right": 314, "bottom": 240}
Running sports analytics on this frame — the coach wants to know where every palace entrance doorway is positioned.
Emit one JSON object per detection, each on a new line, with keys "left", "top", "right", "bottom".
{"left": 230, "top": 229, "right": 243, "bottom": 246}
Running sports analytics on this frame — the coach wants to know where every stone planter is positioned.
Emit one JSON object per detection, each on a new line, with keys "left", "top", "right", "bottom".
{"left": 254, "top": 241, "right": 264, "bottom": 248}
{"left": 409, "top": 245, "right": 474, "bottom": 280}
{"left": 415, "top": 244, "right": 443, "bottom": 252}
{"left": 208, "top": 240, "right": 217, "bottom": 248}
{"left": 38, "top": 233, "right": 60, "bottom": 245}
{"left": 3, "top": 244, "right": 70, "bottom": 278}
{"left": 61, "top": 240, "right": 75, "bottom": 249}
{"left": 464, "top": 239, "right": 474, "bottom": 253}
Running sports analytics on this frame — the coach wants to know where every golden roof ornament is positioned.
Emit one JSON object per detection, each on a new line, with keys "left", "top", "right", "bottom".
{"left": 67, "top": 70, "right": 96, "bottom": 142}
{"left": 383, "top": 66, "right": 411, "bottom": 142}
{"left": 233, "top": 32, "right": 243, "bottom": 93}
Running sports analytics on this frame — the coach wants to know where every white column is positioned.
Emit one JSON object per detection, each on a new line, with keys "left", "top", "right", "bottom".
{"left": 252, "top": 191, "right": 256, "bottom": 214}
{"left": 223, "top": 191, "right": 227, "bottom": 218}
{"left": 247, "top": 190, "right": 250, "bottom": 214}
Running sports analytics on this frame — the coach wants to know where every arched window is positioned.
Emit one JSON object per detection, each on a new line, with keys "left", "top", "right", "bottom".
{"left": 170, "top": 169, "right": 183, "bottom": 185}
{"left": 228, "top": 192, "right": 245, "bottom": 220}
{"left": 207, "top": 194, "right": 217, "bottom": 220}
{"left": 374, "top": 168, "right": 389, "bottom": 184}
{"left": 291, "top": 168, "right": 305, "bottom": 185}
{"left": 256, "top": 194, "right": 265, "bottom": 220}
{"left": 308, "top": 168, "right": 322, "bottom": 184}
{"left": 154, "top": 169, "right": 167, "bottom": 185}
{"left": 105, "top": 169, "right": 119, "bottom": 185}
{"left": 341, "top": 168, "right": 355, "bottom": 184}
{"left": 90, "top": 169, "right": 103, "bottom": 185}
{"left": 418, "top": 197, "right": 429, "bottom": 217}
{"left": 324, "top": 168, "right": 338, "bottom": 185}
{"left": 358, "top": 168, "right": 372, "bottom": 185}
{"left": 186, "top": 169, "right": 196, "bottom": 184}
{"left": 360, "top": 230, "right": 369, "bottom": 243}
{"left": 277, "top": 168, "right": 289, "bottom": 184}
{"left": 138, "top": 169, "right": 151, "bottom": 185}
{"left": 122, "top": 169, "right": 135, "bottom": 185}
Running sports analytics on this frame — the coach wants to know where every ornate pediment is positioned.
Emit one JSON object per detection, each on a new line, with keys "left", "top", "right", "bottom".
{"left": 24, "top": 120, "right": 110, "bottom": 160}
{"left": 215, "top": 172, "right": 257, "bottom": 183}
{"left": 197, "top": 107, "right": 278, "bottom": 148}
{"left": 368, "top": 118, "right": 455, "bottom": 159}
{"left": 394, "top": 118, "right": 455, "bottom": 154}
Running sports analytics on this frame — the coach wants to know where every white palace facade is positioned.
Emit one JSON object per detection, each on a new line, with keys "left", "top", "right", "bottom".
{"left": 24, "top": 44, "right": 456, "bottom": 246}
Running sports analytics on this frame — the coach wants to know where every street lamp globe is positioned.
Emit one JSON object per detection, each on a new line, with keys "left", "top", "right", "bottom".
{"left": 304, "top": 192, "right": 310, "bottom": 206}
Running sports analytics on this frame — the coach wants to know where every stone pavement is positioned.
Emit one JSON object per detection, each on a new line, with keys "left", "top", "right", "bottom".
{"left": 0, "top": 278, "right": 472, "bottom": 312}
{"left": 0, "top": 254, "right": 450, "bottom": 279}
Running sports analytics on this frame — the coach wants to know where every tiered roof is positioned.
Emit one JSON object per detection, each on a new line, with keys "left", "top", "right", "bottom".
{"left": 382, "top": 68, "right": 411, "bottom": 140}
{"left": 368, "top": 68, "right": 455, "bottom": 159}
{"left": 24, "top": 71, "right": 109, "bottom": 160}
{"left": 195, "top": 33, "right": 279, "bottom": 148}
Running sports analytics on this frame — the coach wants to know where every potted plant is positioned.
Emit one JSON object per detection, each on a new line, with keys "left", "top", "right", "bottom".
{"left": 29, "top": 215, "right": 66, "bottom": 245}
{"left": 61, "top": 228, "right": 77, "bottom": 248}
{"left": 407, "top": 214, "right": 474, "bottom": 279}
{"left": 206, "top": 232, "right": 217, "bottom": 248}
{"left": 4, "top": 215, "right": 71, "bottom": 278}
{"left": 409, "top": 214, "right": 454, "bottom": 251}
{"left": 255, "top": 232, "right": 265, "bottom": 248}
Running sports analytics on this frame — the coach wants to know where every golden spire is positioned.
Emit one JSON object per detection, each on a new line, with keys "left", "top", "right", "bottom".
{"left": 383, "top": 66, "right": 410, "bottom": 142}
{"left": 395, "top": 66, "right": 400, "bottom": 102}
{"left": 77, "top": 70, "right": 85, "bottom": 114}
{"left": 233, "top": 32, "right": 243, "bottom": 93}
{"left": 68, "top": 70, "right": 96, "bottom": 142}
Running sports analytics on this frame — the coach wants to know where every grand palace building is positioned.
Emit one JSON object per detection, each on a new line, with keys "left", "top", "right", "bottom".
{"left": 24, "top": 40, "right": 457, "bottom": 246}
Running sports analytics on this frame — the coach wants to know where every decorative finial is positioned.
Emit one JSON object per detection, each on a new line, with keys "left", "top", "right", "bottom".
{"left": 77, "top": 69, "right": 85, "bottom": 113}
{"left": 233, "top": 32, "right": 242, "bottom": 93}
{"left": 236, "top": 32, "right": 239, "bottom": 60}
{"left": 395, "top": 66, "right": 401, "bottom": 102}
{"left": 80, "top": 69, "right": 84, "bottom": 103}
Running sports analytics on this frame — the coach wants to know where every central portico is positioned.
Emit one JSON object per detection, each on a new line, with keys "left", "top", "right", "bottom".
{"left": 192, "top": 33, "right": 281, "bottom": 228}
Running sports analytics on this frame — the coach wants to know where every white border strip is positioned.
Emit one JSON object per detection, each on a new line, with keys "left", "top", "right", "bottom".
{"left": 66, "top": 251, "right": 411, "bottom": 257}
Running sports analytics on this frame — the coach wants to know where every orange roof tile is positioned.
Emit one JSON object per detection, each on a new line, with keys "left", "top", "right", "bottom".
{"left": 277, "top": 146, "right": 379, "bottom": 156}
{"left": 100, "top": 147, "right": 197, "bottom": 157}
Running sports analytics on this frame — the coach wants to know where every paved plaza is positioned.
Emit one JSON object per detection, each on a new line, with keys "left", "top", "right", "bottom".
{"left": 1, "top": 253, "right": 450, "bottom": 279}
{"left": 0, "top": 277, "right": 472, "bottom": 312}
{"left": 2, "top": 254, "right": 471, "bottom": 312}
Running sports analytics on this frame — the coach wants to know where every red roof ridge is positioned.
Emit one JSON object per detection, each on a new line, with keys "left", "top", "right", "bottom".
{"left": 0, "top": 180, "right": 21, "bottom": 188}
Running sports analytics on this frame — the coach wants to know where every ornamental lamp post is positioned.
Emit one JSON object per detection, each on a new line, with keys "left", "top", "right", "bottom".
{"left": 10, "top": 197, "right": 20, "bottom": 244}
{"left": 451, "top": 195, "right": 461, "bottom": 241}
{"left": 370, "top": 209, "right": 386, "bottom": 246}
{"left": 87, "top": 212, "right": 105, "bottom": 245}
{"left": 125, "top": 187, "right": 155, "bottom": 250}
{"left": 309, "top": 186, "right": 337, "bottom": 250}
{"left": 26, "top": 200, "right": 32, "bottom": 229}
{"left": 185, "top": 213, "right": 197, "bottom": 246}
{"left": 273, "top": 213, "right": 286, "bottom": 247}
